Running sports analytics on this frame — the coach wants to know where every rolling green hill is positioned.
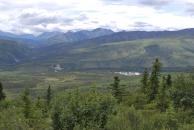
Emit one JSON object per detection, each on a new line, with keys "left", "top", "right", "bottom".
{"left": 1, "top": 29, "right": 194, "bottom": 71}
{"left": 28, "top": 37, "right": 194, "bottom": 71}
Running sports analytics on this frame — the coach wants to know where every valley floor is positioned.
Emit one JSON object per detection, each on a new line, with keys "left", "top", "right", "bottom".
{"left": 0, "top": 70, "right": 141, "bottom": 98}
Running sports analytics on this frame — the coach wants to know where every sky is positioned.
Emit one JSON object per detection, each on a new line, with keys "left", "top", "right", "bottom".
{"left": 0, "top": 0, "right": 194, "bottom": 35}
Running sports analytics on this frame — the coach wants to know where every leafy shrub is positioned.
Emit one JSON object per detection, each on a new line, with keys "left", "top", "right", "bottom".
{"left": 51, "top": 90, "right": 116, "bottom": 130}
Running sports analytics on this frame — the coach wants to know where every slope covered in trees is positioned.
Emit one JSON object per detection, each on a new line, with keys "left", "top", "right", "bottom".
{"left": 0, "top": 59, "right": 194, "bottom": 130}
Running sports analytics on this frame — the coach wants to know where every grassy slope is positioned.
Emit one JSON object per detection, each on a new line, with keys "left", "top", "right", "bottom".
{"left": 30, "top": 37, "right": 194, "bottom": 70}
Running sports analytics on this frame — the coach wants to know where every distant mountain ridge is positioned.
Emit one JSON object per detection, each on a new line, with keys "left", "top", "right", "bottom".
{"left": 0, "top": 28, "right": 114, "bottom": 45}
{"left": 37, "top": 28, "right": 114, "bottom": 45}
{"left": 1, "top": 28, "right": 194, "bottom": 70}
{"left": 75, "top": 28, "right": 194, "bottom": 45}
{"left": 1, "top": 28, "right": 194, "bottom": 45}
{"left": 0, "top": 31, "right": 38, "bottom": 40}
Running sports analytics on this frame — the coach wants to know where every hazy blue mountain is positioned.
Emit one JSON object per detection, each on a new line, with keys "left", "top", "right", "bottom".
{"left": 29, "top": 29, "right": 194, "bottom": 71}
{"left": 1, "top": 28, "right": 194, "bottom": 71}
{"left": 0, "top": 31, "right": 39, "bottom": 46}
{"left": 0, "top": 31, "right": 36, "bottom": 40}
{"left": 1, "top": 28, "right": 194, "bottom": 46}
{"left": 75, "top": 28, "right": 194, "bottom": 45}
{"left": 37, "top": 31, "right": 62, "bottom": 40}
{"left": 37, "top": 28, "right": 114, "bottom": 45}
{"left": 0, "top": 39, "right": 30, "bottom": 65}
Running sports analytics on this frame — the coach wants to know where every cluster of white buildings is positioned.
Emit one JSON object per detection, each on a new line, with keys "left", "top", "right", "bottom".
{"left": 54, "top": 64, "right": 64, "bottom": 72}
{"left": 115, "top": 72, "right": 141, "bottom": 76}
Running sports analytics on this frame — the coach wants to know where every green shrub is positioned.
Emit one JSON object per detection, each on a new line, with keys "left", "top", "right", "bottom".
{"left": 51, "top": 90, "right": 116, "bottom": 130}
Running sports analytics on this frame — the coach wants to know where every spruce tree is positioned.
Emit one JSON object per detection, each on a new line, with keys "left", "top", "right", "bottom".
{"left": 0, "top": 82, "right": 6, "bottom": 101}
{"left": 46, "top": 85, "right": 52, "bottom": 106}
{"left": 157, "top": 76, "right": 169, "bottom": 112}
{"left": 141, "top": 68, "right": 149, "bottom": 94}
{"left": 111, "top": 76, "right": 124, "bottom": 103}
{"left": 149, "top": 58, "right": 161, "bottom": 101}
{"left": 21, "top": 88, "right": 31, "bottom": 119}
{"left": 166, "top": 74, "right": 172, "bottom": 87}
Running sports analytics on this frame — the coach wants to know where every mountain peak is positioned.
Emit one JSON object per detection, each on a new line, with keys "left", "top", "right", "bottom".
{"left": 35, "top": 28, "right": 114, "bottom": 45}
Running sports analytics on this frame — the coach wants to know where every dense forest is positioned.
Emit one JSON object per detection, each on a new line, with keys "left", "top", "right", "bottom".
{"left": 0, "top": 59, "right": 194, "bottom": 130}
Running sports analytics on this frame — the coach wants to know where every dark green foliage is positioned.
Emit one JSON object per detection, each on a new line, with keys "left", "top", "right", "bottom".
{"left": 166, "top": 74, "right": 172, "bottom": 87}
{"left": 124, "top": 92, "right": 148, "bottom": 109}
{"left": 141, "top": 68, "right": 149, "bottom": 94}
{"left": 0, "top": 82, "right": 6, "bottom": 101}
{"left": 106, "top": 105, "right": 179, "bottom": 130}
{"left": 46, "top": 85, "right": 52, "bottom": 106}
{"left": 106, "top": 105, "right": 143, "bottom": 130}
{"left": 21, "top": 89, "right": 31, "bottom": 119}
{"left": 165, "top": 105, "right": 179, "bottom": 130}
{"left": 0, "top": 59, "right": 194, "bottom": 130}
{"left": 0, "top": 107, "right": 29, "bottom": 130}
{"left": 52, "top": 104, "right": 63, "bottom": 130}
{"left": 170, "top": 75, "right": 194, "bottom": 110}
{"left": 35, "top": 96, "right": 48, "bottom": 118}
{"left": 149, "top": 58, "right": 162, "bottom": 101}
{"left": 157, "top": 76, "right": 169, "bottom": 112}
{"left": 51, "top": 90, "right": 116, "bottom": 130}
{"left": 111, "top": 76, "right": 125, "bottom": 103}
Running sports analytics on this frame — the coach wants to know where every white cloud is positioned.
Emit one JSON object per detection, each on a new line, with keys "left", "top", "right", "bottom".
{"left": 0, "top": 0, "right": 193, "bottom": 34}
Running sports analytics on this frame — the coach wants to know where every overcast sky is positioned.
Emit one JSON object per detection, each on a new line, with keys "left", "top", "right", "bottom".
{"left": 0, "top": 0, "right": 194, "bottom": 34}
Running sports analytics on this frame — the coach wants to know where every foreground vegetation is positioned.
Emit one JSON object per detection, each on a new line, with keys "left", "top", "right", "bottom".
{"left": 0, "top": 59, "right": 194, "bottom": 130}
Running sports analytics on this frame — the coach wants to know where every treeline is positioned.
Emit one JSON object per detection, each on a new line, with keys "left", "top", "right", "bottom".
{"left": 0, "top": 59, "right": 194, "bottom": 130}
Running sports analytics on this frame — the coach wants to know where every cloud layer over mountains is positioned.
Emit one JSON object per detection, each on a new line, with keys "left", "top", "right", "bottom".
{"left": 0, "top": 0, "right": 194, "bottom": 34}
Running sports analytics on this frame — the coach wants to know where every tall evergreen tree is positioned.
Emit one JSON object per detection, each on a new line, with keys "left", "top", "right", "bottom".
{"left": 149, "top": 58, "right": 161, "bottom": 101}
{"left": 157, "top": 76, "right": 169, "bottom": 112}
{"left": 46, "top": 85, "right": 52, "bottom": 106}
{"left": 111, "top": 76, "right": 124, "bottom": 103}
{"left": 0, "top": 82, "right": 6, "bottom": 101}
{"left": 21, "top": 88, "right": 31, "bottom": 119}
{"left": 166, "top": 74, "right": 172, "bottom": 87}
{"left": 141, "top": 68, "right": 149, "bottom": 94}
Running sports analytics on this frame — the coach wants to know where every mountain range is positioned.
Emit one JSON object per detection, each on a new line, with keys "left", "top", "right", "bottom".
{"left": 1, "top": 28, "right": 194, "bottom": 71}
